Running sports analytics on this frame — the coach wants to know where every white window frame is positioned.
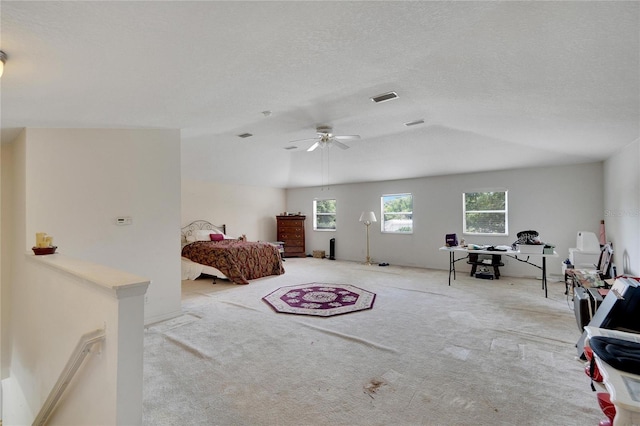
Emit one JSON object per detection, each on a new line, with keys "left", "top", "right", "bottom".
{"left": 313, "top": 199, "right": 337, "bottom": 231}
{"left": 462, "top": 190, "right": 509, "bottom": 236}
{"left": 380, "top": 193, "right": 413, "bottom": 234}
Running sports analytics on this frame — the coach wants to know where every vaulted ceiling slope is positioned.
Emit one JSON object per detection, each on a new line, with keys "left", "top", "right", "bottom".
{"left": 1, "top": 1, "right": 638, "bottom": 188}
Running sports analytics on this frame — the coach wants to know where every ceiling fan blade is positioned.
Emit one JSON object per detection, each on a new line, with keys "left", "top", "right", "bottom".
{"left": 290, "top": 137, "right": 319, "bottom": 144}
{"left": 332, "top": 140, "right": 350, "bottom": 150}
{"left": 333, "top": 135, "right": 361, "bottom": 141}
{"left": 307, "top": 141, "right": 320, "bottom": 152}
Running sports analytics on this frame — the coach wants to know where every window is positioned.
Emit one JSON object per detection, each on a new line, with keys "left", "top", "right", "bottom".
{"left": 463, "top": 190, "right": 508, "bottom": 235}
{"left": 381, "top": 193, "right": 413, "bottom": 233}
{"left": 313, "top": 199, "right": 336, "bottom": 231}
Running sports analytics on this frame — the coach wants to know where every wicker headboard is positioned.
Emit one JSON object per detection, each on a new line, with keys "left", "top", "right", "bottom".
{"left": 181, "top": 220, "right": 226, "bottom": 244}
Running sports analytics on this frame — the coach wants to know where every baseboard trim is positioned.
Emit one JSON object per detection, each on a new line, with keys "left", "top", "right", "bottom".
{"left": 144, "top": 309, "right": 183, "bottom": 327}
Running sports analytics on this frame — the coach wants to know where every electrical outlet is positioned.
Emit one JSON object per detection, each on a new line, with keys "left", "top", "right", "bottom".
{"left": 144, "top": 295, "right": 149, "bottom": 304}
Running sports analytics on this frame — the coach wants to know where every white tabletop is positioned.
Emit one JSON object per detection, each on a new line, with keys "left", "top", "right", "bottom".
{"left": 439, "top": 246, "right": 558, "bottom": 257}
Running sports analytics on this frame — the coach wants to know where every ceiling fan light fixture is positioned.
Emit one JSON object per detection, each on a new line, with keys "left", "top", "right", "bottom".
{"left": 290, "top": 125, "right": 360, "bottom": 152}
{"left": 371, "top": 91, "right": 399, "bottom": 103}
{"left": 316, "top": 125, "right": 332, "bottom": 134}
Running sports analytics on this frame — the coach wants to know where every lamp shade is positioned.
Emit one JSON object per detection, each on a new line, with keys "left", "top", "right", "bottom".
{"left": 0, "top": 51, "right": 6, "bottom": 78}
{"left": 359, "top": 211, "right": 377, "bottom": 224}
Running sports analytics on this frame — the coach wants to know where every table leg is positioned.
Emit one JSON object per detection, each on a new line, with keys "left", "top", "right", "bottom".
{"left": 542, "top": 257, "right": 547, "bottom": 298}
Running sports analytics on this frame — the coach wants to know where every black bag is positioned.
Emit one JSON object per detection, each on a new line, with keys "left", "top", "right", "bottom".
{"left": 511, "top": 230, "right": 540, "bottom": 250}
{"left": 590, "top": 336, "right": 640, "bottom": 375}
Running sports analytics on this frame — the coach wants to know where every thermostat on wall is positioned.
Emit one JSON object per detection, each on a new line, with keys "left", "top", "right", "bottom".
{"left": 116, "top": 216, "right": 133, "bottom": 225}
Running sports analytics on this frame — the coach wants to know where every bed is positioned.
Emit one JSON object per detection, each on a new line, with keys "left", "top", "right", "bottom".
{"left": 181, "top": 220, "right": 284, "bottom": 284}
{"left": 181, "top": 220, "right": 229, "bottom": 281}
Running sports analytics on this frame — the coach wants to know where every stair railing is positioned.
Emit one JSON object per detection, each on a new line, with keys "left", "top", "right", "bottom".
{"left": 32, "top": 328, "right": 106, "bottom": 426}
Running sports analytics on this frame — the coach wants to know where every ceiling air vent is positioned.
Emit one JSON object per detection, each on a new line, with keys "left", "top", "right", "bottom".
{"left": 404, "top": 119, "right": 425, "bottom": 127}
{"left": 371, "top": 91, "right": 399, "bottom": 103}
{"left": 283, "top": 146, "right": 297, "bottom": 150}
{"left": 237, "top": 133, "right": 253, "bottom": 138}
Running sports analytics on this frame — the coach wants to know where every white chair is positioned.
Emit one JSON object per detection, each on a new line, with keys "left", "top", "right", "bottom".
{"left": 569, "top": 231, "right": 601, "bottom": 268}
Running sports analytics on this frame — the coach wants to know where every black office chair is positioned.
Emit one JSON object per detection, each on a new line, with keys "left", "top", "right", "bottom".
{"left": 595, "top": 243, "right": 614, "bottom": 280}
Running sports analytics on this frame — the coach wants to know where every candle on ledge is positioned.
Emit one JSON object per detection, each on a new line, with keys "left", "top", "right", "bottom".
{"left": 36, "top": 232, "right": 47, "bottom": 248}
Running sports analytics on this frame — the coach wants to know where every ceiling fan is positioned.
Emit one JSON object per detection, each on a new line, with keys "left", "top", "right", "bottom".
{"left": 292, "top": 125, "right": 361, "bottom": 152}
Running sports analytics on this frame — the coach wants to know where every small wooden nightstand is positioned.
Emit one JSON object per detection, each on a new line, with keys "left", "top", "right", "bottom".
{"left": 269, "top": 241, "right": 285, "bottom": 259}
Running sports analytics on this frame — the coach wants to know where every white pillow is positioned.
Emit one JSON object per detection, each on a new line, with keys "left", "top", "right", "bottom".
{"left": 185, "top": 235, "right": 196, "bottom": 243}
{"left": 195, "top": 229, "right": 214, "bottom": 241}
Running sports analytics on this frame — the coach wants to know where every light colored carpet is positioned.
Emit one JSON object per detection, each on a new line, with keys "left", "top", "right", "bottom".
{"left": 143, "top": 258, "right": 601, "bottom": 425}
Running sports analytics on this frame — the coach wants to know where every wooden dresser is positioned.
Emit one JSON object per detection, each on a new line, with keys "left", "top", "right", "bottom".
{"left": 276, "top": 215, "right": 306, "bottom": 258}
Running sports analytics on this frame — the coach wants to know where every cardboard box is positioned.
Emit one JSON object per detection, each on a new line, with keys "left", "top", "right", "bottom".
{"left": 313, "top": 250, "right": 326, "bottom": 258}
{"left": 517, "top": 244, "right": 544, "bottom": 254}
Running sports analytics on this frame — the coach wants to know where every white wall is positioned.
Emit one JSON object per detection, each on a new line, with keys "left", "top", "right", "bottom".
{"left": 0, "top": 128, "right": 180, "bottom": 424}
{"left": 3, "top": 254, "right": 148, "bottom": 425}
{"left": 22, "top": 129, "right": 182, "bottom": 323}
{"left": 181, "top": 179, "right": 285, "bottom": 241}
{"left": 604, "top": 139, "right": 640, "bottom": 276}
{"left": 1, "top": 131, "right": 26, "bottom": 381}
{"left": 286, "top": 162, "right": 604, "bottom": 279}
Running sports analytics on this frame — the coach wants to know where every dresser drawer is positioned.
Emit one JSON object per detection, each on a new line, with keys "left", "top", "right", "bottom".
{"left": 278, "top": 220, "right": 304, "bottom": 229}
{"left": 284, "top": 247, "right": 305, "bottom": 257}
{"left": 282, "top": 241, "right": 303, "bottom": 249}
{"left": 278, "top": 232, "right": 303, "bottom": 241}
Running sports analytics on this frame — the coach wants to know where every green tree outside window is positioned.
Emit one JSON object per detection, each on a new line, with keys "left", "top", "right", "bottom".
{"left": 314, "top": 199, "right": 336, "bottom": 230}
{"left": 381, "top": 194, "right": 413, "bottom": 233}
{"left": 463, "top": 191, "right": 508, "bottom": 235}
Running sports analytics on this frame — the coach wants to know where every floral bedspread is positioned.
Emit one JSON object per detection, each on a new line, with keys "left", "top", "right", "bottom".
{"left": 181, "top": 240, "right": 284, "bottom": 284}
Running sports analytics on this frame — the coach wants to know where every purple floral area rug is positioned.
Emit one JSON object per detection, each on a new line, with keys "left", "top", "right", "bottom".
{"left": 262, "top": 283, "right": 376, "bottom": 317}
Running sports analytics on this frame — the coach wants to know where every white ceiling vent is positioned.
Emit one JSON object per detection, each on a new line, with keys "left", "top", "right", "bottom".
{"left": 371, "top": 91, "right": 399, "bottom": 103}
{"left": 237, "top": 133, "right": 253, "bottom": 138}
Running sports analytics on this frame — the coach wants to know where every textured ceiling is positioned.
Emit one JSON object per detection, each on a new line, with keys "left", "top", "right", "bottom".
{"left": 1, "top": 1, "right": 638, "bottom": 188}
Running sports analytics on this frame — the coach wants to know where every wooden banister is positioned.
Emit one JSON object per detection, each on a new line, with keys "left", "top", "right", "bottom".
{"left": 32, "top": 329, "right": 106, "bottom": 426}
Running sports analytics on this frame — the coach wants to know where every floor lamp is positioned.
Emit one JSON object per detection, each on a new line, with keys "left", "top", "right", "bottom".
{"left": 359, "top": 211, "right": 377, "bottom": 265}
